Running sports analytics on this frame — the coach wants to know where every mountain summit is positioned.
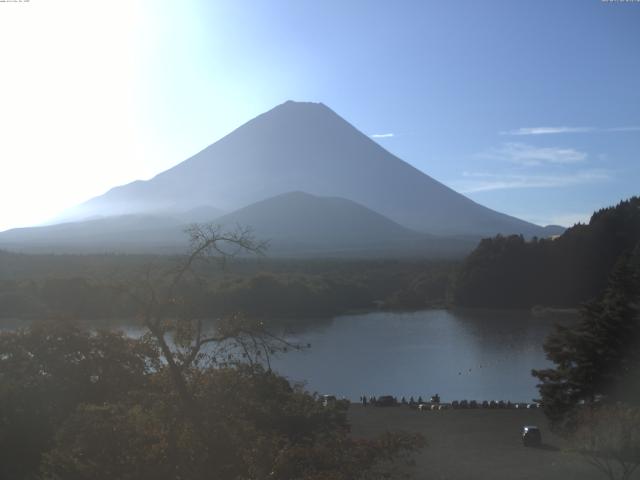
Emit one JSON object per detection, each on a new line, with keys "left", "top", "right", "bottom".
{"left": 64, "top": 100, "right": 544, "bottom": 237}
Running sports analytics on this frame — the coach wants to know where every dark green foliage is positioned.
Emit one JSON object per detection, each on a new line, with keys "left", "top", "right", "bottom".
{"left": 206, "top": 272, "right": 366, "bottom": 318}
{"left": 453, "top": 234, "right": 539, "bottom": 308}
{"left": 454, "top": 197, "right": 640, "bottom": 308}
{"left": 0, "top": 321, "right": 157, "bottom": 480}
{"left": 0, "top": 322, "right": 423, "bottom": 480}
{"left": 532, "top": 248, "right": 640, "bottom": 433}
{"left": 382, "top": 269, "right": 451, "bottom": 309}
{"left": 0, "top": 257, "right": 457, "bottom": 323}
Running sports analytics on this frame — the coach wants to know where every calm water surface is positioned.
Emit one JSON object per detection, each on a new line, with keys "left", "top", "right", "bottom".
{"left": 268, "top": 309, "right": 574, "bottom": 403}
{"left": 2, "top": 309, "right": 573, "bottom": 403}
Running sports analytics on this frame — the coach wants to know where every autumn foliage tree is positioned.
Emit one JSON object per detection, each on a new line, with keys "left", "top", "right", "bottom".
{"left": 0, "top": 224, "right": 424, "bottom": 480}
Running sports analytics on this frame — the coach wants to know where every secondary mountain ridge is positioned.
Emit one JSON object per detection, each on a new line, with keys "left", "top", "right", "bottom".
{"left": 63, "top": 101, "right": 554, "bottom": 236}
{"left": 0, "top": 101, "right": 563, "bottom": 255}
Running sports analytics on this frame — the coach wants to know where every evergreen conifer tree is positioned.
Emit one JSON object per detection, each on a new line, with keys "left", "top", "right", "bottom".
{"left": 533, "top": 244, "right": 640, "bottom": 432}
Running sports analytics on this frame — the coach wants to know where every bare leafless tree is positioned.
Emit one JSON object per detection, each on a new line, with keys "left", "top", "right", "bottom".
{"left": 122, "top": 223, "right": 303, "bottom": 423}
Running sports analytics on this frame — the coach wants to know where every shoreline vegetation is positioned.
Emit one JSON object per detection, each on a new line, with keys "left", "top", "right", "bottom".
{"left": 0, "top": 305, "right": 579, "bottom": 336}
{"left": 0, "top": 201, "right": 637, "bottom": 479}
{"left": 1, "top": 197, "right": 637, "bottom": 325}
{"left": 0, "top": 254, "right": 458, "bottom": 324}
{"left": 0, "top": 267, "right": 589, "bottom": 331}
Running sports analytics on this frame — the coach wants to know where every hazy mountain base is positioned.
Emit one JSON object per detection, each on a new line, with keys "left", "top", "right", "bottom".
{"left": 0, "top": 192, "right": 479, "bottom": 257}
{"left": 4, "top": 198, "right": 633, "bottom": 324}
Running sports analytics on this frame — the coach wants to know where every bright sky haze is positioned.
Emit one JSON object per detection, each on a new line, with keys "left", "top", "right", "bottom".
{"left": 1, "top": 0, "right": 639, "bottom": 231}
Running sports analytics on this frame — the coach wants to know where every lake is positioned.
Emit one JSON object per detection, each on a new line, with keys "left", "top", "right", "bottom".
{"left": 267, "top": 309, "right": 575, "bottom": 403}
{"left": 1, "top": 308, "right": 573, "bottom": 403}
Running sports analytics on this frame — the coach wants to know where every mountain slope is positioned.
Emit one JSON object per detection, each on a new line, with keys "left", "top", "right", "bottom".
{"left": 0, "top": 214, "right": 187, "bottom": 253}
{"left": 0, "top": 192, "right": 476, "bottom": 257}
{"left": 68, "top": 101, "right": 549, "bottom": 237}
{"left": 216, "top": 191, "right": 418, "bottom": 245}
{"left": 213, "top": 191, "right": 473, "bottom": 256}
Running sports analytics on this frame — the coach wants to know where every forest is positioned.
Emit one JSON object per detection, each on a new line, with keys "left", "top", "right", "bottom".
{"left": 453, "top": 197, "right": 640, "bottom": 309}
{"left": 2, "top": 198, "right": 640, "bottom": 325}
{"left": 0, "top": 254, "right": 455, "bottom": 325}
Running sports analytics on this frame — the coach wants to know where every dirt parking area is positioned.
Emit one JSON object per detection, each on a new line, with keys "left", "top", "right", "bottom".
{"left": 348, "top": 405, "right": 638, "bottom": 480}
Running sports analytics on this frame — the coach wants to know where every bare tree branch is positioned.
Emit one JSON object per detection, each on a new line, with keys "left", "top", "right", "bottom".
{"left": 117, "top": 222, "right": 304, "bottom": 440}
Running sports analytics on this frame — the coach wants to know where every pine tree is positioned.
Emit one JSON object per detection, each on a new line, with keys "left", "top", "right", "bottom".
{"left": 532, "top": 245, "right": 640, "bottom": 433}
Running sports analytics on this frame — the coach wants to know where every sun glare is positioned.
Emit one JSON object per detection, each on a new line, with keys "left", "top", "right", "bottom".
{"left": 0, "top": 1, "right": 144, "bottom": 230}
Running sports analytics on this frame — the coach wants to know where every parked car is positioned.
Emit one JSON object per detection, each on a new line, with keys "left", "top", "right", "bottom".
{"left": 376, "top": 395, "right": 396, "bottom": 407}
{"left": 522, "top": 426, "right": 542, "bottom": 447}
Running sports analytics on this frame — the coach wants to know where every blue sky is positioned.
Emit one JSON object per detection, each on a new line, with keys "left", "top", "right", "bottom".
{"left": 1, "top": 0, "right": 639, "bottom": 230}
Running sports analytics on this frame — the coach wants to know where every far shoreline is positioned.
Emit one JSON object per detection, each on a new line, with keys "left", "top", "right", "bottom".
{"left": 0, "top": 305, "right": 582, "bottom": 331}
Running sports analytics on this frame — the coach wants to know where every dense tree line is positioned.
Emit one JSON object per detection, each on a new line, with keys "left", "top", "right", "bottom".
{"left": 0, "top": 258, "right": 456, "bottom": 324}
{"left": 453, "top": 197, "right": 640, "bottom": 309}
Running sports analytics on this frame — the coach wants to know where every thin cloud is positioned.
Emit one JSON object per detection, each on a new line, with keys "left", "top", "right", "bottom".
{"left": 479, "top": 142, "right": 587, "bottom": 166}
{"left": 370, "top": 133, "right": 395, "bottom": 138}
{"left": 607, "top": 126, "right": 640, "bottom": 132}
{"left": 501, "top": 125, "right": 640, "bottom": 135}
{"left": 501, "top": 126, "right": 594, "bottom": 136}
{"left": 454, "top": 169, "right": 610, "bottom": 193}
